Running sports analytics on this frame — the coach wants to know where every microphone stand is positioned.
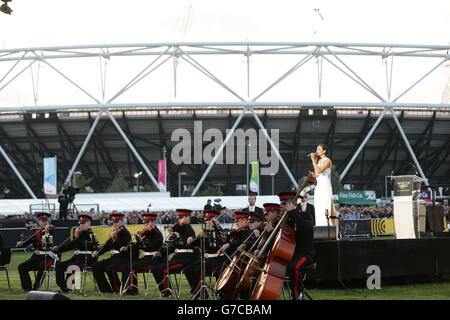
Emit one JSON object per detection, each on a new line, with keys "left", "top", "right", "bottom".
{"left": 325, "top": 210, "right": 331, "bottom": 240}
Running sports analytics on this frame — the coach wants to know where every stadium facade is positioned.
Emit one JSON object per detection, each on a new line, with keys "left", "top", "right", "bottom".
{"left": 0, "top": 42, "right": 448, "bottom": 199}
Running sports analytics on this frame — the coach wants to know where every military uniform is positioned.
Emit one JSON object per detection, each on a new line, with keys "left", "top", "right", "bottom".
{"left": 214, "top": 211, "right": 255, "bottom": 280}
{"left": 152, "top": 209, "right": 197, "bottom": 296}
{"left": 183, "top": 210, "right": 225, "bottom": 295}
{"left": 17, "top": 213, "right": 57, "bottom": 291}
{"left": 54, "top": 215, "right": 99, "bottom": 292}
{"left": 278, "top": 192, "right": 315, "bottom": 300}
{"left": 121, "top": 213, "right": 163, "bottom": 294}
{"left": 91, "top": 213, "right": 132, "bottom": 293}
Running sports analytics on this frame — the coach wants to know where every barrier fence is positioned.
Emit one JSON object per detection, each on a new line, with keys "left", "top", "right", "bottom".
{"left": 1, "top": 219, "right": 448, "bottom": 248}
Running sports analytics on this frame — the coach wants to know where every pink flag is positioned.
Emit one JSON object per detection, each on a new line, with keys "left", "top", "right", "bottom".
{"left": 158, "top": 159, "right": 167, "bottom": 192}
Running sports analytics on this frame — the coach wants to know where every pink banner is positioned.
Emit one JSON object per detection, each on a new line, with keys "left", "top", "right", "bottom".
{"left": 158, "top": 159, "right": 167, "bottom": 192}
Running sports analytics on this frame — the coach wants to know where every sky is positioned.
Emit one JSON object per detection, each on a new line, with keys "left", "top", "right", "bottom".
{"left": 0, "top": 0, "right": 449, "bottom": 107}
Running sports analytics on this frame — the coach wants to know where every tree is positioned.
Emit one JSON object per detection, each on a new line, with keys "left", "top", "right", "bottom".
{"left": 195, "top": 186, "right": 224, "bottom": 197}
{"left": 140, "top": 184, "right": 159, "bottom": 192}
{"left": 331, "top": 165, "right": 342, "bottom": 194}
{"left": 61, "top": 174, "right": 94, "bottom": 193}
{"left": 75, "top": 175, "right": 94, "bottom": 193}
{"left": 105, "top": 169, "right": 132, "bottom": 192}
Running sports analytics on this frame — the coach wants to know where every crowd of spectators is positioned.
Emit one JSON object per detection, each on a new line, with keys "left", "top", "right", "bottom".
{"left": 1, "top": 200, "right": 449, "bottom": 226}
{"left": 338, "top": 204, "right": 393, "bottom": 219}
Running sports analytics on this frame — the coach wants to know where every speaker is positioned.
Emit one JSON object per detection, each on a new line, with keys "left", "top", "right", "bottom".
{"left": 425, "top": 205, "right": 444, "bottom": 232}
{"left": 314, "top": 226, "right": 337, "bottom": 240}
{"left": 25, "top": 291, "right": 70, "bottom": 300}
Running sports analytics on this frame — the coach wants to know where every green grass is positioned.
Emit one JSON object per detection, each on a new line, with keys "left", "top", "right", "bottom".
{"left": 1, "top": 251, "right": 450, "bottom": 300}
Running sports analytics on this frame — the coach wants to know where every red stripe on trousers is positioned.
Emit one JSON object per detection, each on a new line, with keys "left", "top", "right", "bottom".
{"left": 111, "top": 265, "right": 124, "bottom": 292}
{"left": 131, "top": 265, "right": 154, "bottom": 286}
{"left": 293, "top": 257, "right": 308, "bottom": 298}
{"left": 206, "top": 266, "right": 218, "bottom": 273}
{"left": 45, "top": 260, "right": 54, "bottom": 271}
{"left": 162, "top": 264, "right": 183, "bottom": 291}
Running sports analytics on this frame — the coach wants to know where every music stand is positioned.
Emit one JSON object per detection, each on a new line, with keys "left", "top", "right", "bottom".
{"left": 120, "top": 240, "right": 138, "bottom": 296}
{"left": 191, "top": 224, "right": 215, "bottom": 300}
{"left": 154, "top": 238, "right": 178, "bottom": 299}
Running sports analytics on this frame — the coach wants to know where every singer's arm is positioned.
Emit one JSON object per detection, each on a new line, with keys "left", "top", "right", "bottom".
{"left": 311, "top": 156, "right": 331, "bottom": 175}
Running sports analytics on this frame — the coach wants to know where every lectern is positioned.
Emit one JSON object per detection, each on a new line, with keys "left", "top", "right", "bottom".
{"left": 392, "top": 175, "right": 427, "bottom": 239}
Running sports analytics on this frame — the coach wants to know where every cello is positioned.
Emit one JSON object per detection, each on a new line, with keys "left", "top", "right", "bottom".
{"left": 214, "top": 222, "right": 258, "bottom": 299}
{"left": 250, "top": 172, "right": 316, "bottom": 300}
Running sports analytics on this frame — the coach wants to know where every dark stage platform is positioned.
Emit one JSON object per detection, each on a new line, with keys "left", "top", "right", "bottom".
{"left": 310, "top": 237, "right": 450, "bottom": 282}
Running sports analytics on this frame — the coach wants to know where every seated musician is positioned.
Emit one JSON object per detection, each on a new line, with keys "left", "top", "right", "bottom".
{"left": 262, "top": 203, "right": 282, "bottom": 234}
{"left": 183, "top": 209, "right": 225, "bottom": 297}
{"left": 248, "top": 212, "right": 265, "bottom": 238}
{"left": 52, "top": 214, "right": 99, "bottom": 293}
{"left": 16, "top": 212, "right": 56, "bottom": 291}
{"left": 121, "top": 212, "right": 163, "bottom": 295}
{"left": 214, "top": 212, "right": 254, "bottom": 277}
{"left": 152, "top": 209, "right": 196, "bottom": 297}
{"left": 278, "top": 192, "right": 315, "bottom": 300}
{"left": 91, "top": 213, "right": 132, "bottom": 294}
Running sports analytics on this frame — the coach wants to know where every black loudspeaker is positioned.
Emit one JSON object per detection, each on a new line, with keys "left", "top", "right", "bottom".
{"left": 314, "top": 226, "right": 337, "bottom": 240}
{"left": 426, "top": 205, "right": 444, "bottom": 232}
{"left": 25, "top": 291, "right": 70, "bottom": 300}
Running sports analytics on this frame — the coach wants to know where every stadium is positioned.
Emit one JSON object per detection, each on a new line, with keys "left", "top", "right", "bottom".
{"left": 0, "top": 1, "right": 449, "bottom": 306}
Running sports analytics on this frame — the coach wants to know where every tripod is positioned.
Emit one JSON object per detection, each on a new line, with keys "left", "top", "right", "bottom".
{"left": 191, "top": 225, "right": 215, "bottom": 300}
{"left": 120, "top": 241, "right": 138, "bottom": 295}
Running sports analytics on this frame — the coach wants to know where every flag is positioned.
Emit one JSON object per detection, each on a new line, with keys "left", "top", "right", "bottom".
{"left": 43, "top": 156, "right": 57, "bottom": 195}
{"left": 249, "top": 161, "right": 259, "bottom": 194}
{"left": 158, "top": 159, "right": 167, "bottom": 192}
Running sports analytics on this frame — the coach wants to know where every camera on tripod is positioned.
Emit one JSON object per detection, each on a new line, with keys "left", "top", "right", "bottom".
{"left": 58, "top": 187, "right": 80, "bottom": 219}
{"left": 213, "top": 198, "right": 224, "bottom": 211}
{"left": 62, "top": 187, "right": 80, "bottom": 202}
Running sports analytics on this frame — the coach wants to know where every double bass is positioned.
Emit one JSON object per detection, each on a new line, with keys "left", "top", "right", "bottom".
{"left": 250, "top": 172, "right": 316, "bottom": 300}
{"left": 214, "top": 225, "right": 257, "bottom": 299}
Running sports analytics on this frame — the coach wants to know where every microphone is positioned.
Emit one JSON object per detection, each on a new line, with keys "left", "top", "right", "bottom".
{"left": 306, "top": 153, "right": 317, "bottom": 158}
{"left": 409, "top": 162, "right": 419, "bottom": 176}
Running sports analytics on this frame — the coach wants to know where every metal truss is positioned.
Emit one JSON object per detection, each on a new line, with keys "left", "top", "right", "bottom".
{"left": 0, "top": 42, "right": 449, "bottom": 197}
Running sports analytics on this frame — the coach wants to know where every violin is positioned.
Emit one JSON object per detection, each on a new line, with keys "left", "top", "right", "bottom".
{"left": 164, "top": 221, "right": 186, "bottom": 243}
{"left": 44, "top": 224, "right": 55, "bottom": 234}
{"left": 138, "top": 223, "right": 154, "bottom": 237}
{"left": 74, "top": 223, "right": 90, "bottom": 239}
{"left": 110, "top": 225, "right": 124, "bottom": 241}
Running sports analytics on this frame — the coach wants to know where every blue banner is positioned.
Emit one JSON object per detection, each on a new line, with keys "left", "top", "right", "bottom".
{"left": 43, "top": 156, "right": 57, "bottom": 194}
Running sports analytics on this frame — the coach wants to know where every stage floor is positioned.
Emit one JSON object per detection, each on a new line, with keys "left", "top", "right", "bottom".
{"left": 311, "top": 237, "right": 450, "bottom": 282}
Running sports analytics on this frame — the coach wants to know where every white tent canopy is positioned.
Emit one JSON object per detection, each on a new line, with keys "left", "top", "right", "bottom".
{"left": 0, "top": 193, "right": 282, "bottom": 216}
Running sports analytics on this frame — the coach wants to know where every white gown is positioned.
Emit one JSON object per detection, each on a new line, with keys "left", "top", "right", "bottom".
{"left": 314, "top": 157, "right": 333, "bottom": 226}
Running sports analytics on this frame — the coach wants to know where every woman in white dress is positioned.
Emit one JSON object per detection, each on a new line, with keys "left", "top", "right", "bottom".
{"left": 309, "top": 144, "right": 337, "bottom": 226}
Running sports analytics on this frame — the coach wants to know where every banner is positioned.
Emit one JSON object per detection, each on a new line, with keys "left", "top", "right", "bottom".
{"left": 43, "top": 156, "right": 57, "bottom": 195}
{"left": 340, "top": 219, "right": 372, "bottom": 236}
{"left": 418, "top": 190, "right": 432, "bottom": 202}
{"left": 158, "top": 159, "right": 167, "bottom": 192}
{"left": 89, "top": 224, "right": 206, "bottom": 244}
{"left": 338, "top": 191, "right": 376, "bottom": 205}
{"left": 249, "top": 161, "right": 259, "bottom": 194}
{"left": 371, "top": 218, "right": 396, "bottom": 236}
